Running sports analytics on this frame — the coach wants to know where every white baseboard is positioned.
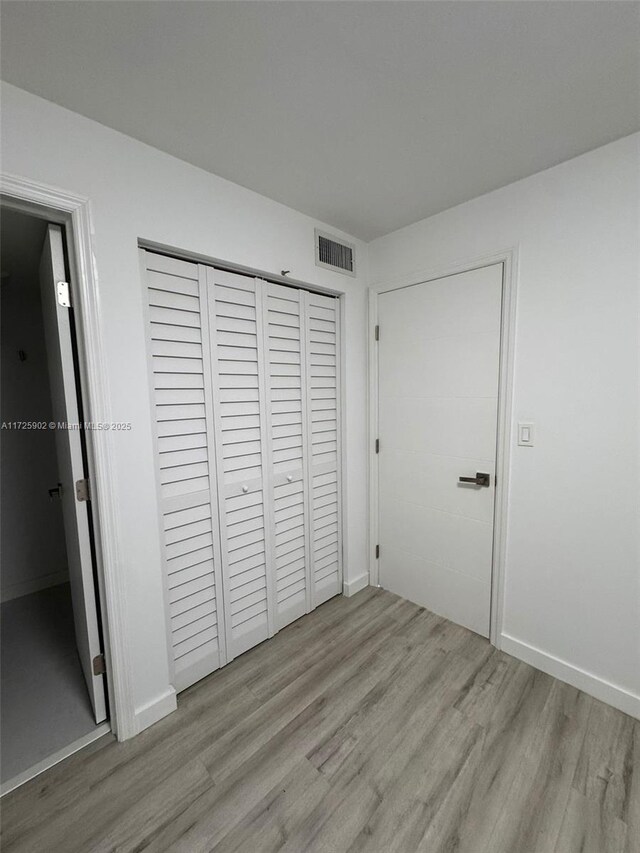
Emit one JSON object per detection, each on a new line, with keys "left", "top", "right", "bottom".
{"left": 1, "top": 571, "right": 70, "bottom": 603}
{"left": 343, "top": 571, "right": 369, "bottom": 598}
{"left": 133, "top": 687, "right": 177, "bottom": 734}
{"left": 501, "top": 633, "right": 640, "bottom": 720}
{"left": 0, "top": 722, "right": 111, "bottom": 796}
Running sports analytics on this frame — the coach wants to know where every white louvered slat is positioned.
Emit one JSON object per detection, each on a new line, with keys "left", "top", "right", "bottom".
{"left": 170, "top": 586, "right": 215, "bottom": 619}
{"left": 148, "top": 305, "right": 200, "bottom": 328}
{"left": 165, "top": 516, "right": 212, "bottom": 546}
{"left": 143, "top": 251, "right": 226, "bottom": 692}
{"left": 208, "top": 267, "right": 272, "bottom": 659}
{"left": 151, "top": 323, "right": 202, "bottom": 344}
{"left": 304, "top": 292, "right": 343, "bottom": 606}
{"left": 153, "top": 373, "right": 205, "bottom": 391}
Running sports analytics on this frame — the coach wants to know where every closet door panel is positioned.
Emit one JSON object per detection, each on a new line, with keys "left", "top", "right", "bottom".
{"left": 265, "top": 283, "right": 311, "bottom": 629}
{"left": 142, "top": 251, "right": 226, "bottom": 692}
{"left": 207, "top": 268, "right": 273, "bottom": 658}
{"left": 304, "top": 292, "right": 343, "bottom": 606}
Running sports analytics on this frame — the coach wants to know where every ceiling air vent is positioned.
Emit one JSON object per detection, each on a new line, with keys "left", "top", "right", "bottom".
{"left": 315, "top": 229, "right": 356, "bottom": 277}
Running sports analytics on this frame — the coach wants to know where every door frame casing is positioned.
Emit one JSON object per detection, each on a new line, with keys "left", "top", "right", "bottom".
{"left": 1, "top": 172, "right": 136, "bottom": 739}
{"left": 368, "top": 248, "right": 519, "bottom": 647}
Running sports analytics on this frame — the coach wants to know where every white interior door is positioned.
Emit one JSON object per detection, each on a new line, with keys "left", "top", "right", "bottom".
{"left": 304, "top": 291, "right": 342, "bottom": 606}
{"left": 378, "top": 263, "right": 503, "bottom": 637}
{"left": 264, "top": 283, "right": 311, "bottom": 631}
{"left": 39, "top": 224, "right": 107, "bottom": 722}
{"left": 142, "top": 251, "right": 226, "bottom": 692}
{"left": 207, "top": 267, "right": 274, "bottom": 660}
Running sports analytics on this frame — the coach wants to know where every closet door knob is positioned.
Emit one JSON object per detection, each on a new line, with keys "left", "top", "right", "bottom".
{"left": 242, "top": 485, "right": 249, "bottom": 493}
{"left": 286, "top": 475, "right": 293, "bottom": 482}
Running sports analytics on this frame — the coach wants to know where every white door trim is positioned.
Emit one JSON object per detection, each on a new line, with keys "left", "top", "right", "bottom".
{"left": 368, "top": 248, "right": 519, "bottom": 647}
{"left": 1, "top": 172, "right": 137, "bottom": 739}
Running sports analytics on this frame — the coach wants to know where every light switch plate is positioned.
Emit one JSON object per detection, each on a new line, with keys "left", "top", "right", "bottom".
{"left": 518, "top": 422, "right": 535, "bottom": 447}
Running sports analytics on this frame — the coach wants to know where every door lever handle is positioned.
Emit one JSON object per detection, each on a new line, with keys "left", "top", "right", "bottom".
{"left": 459, "top": 472, "right": 490, "bottom": 487}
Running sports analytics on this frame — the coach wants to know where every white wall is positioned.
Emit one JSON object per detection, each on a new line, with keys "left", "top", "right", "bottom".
{"left": 1, "top": 211, "right": 69, "bottom": 600}
{"left": 3, "top": 80, "right": 636, "bottom": 728}
{"left": 0, "top": 82, "right": 370, "bottom": 732}
{"left": 369, "top": 134, "right": 640, "bottom": 716}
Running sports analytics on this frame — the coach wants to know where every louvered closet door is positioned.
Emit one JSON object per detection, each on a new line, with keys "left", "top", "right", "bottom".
{"left": 206, "top": 268, "right": 274, "bottom": 659}
{"left": 264, "top": 283, "right": 311, "bottom": 630}
{"left": 304, "top": 292, "right": 343, "bottom": 605}
{"left": 142, "top": 251, "right": 226, "bottom": 692}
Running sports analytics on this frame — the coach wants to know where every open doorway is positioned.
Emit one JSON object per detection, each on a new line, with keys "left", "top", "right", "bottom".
{"left": 1, "top": 208, "right": 109, "bottom": 792}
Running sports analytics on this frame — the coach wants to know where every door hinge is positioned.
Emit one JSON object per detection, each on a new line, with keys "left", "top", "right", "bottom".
{"left": 76, "top": 478, "right": 91, "bottom": 502}
{"left": 375, "top": 438, "right": 380, "bottom": 454}
{"left": 57, "top": 281, "right": 72, "bottom": 308}
{"left": 374, "top": 325, "right": 379, "bottom": 341}
{"left": 92, "top": 653, "right": 106, "bottom": 676}
{"left": 375, "top": 544, "right": 380, "bottom": 559}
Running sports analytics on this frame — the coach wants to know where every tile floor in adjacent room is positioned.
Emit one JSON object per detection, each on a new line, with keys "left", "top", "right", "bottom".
{"left": 1, "top": 583, "right": 99, "bottom": 786}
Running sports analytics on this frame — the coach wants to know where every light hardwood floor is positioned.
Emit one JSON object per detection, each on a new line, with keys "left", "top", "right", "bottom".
{"left": 1, "top": 587, "right": 638, "bottom": 852}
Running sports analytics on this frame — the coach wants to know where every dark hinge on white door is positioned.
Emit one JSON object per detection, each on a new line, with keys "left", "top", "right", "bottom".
{"left": 92, "top": 653, "right": 106, "bottom": 676}
{"left": 374, "top": 325, "right": 379, "bottom": 341}
{"left": 375, "top": 439, "right": 380, "bottom": 454}
{"left": 76, "top": 478, "right": 91, "bottom": 502}
{"left": 375, "top": 544, "right": 380, "bottom": 559}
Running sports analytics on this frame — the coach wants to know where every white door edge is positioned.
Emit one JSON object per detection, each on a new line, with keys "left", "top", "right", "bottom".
{"left": 40, "top": 224, "right": 108, "bottom": 721}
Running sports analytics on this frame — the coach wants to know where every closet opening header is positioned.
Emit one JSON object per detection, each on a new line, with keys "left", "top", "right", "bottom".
{"left": 138, "top": 239, "right": 345, "bottom": 300}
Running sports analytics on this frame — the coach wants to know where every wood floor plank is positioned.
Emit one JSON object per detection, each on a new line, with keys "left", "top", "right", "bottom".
{"left": 306, "top": 642, "right": 449, "bottom": 778}
{"left": 413, "top": 726, "right": 487, "bottom": 853}
{"left": 555, "top": 788, "right": 628, "bottom": 853}
{"left": 85, "top": 759, "right": 213, "bottom": 853}
{"left": 453, "top": 647, "right": 513, "bottom": 727}
{"left": 348, "top": 708, "right": 484, "bottom": 853}
{"left": 0, "top": 684, "right": 262, "bottom": 852}
{"left": 573, "top": 697, "right": 638, "bottom": 826}
{"left": 145, "top": 608, "right": 416, "bottom": 851}
{"left": 211, "top": 759, "right": 330, "bottom": 853}
{"left": 199, "top": 597, "right": 414, "bottom": 787}
{"left": 1, "top": 587, "right": 637, "bottom": 853}
{"left": 0, "top": 592, "right": 387, "bottom": 849}
{"left": 484, "top": 679, "right": 592, "bottom": 853}
{"left": 439, "top": 660, "right": 555, "bottom": 853}
{"left": 302, "top": 652, "right": 495, "bottom": 850}
{"left": 244, "top": 590, "right": 404, "bottom": 703}
{"left": 282, "top": 770, "right": 382, "bottom": 853}
{"left": 625, "top": 720, "right": 640, "bottom": 853}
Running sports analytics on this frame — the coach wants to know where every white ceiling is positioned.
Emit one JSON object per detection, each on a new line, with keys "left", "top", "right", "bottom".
{"left": 1, "top": 1, "right": 639, "bottom": 241}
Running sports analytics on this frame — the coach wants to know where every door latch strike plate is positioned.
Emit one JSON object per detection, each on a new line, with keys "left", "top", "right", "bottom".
{"left": 57, "top": 281, "right": 71, "bottom": 308}
{"left": 76, "top": 478, "right": 91, "bottom": 502}
{"left": 92, "top": 653, "right": 106, "bottom": 676}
